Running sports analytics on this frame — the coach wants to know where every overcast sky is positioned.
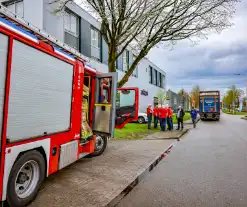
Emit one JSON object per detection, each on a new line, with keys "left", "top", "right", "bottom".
{"left": 147, "top": 0, "right": 247, "bottom": 98}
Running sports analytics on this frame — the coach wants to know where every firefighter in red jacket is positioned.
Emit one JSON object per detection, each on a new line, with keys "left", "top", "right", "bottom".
{"left": 167, "top": 106, "right": 173, "bottom": 130}
{"left": 146, "top": 104, "right": 153, "bottom": 129}
{"left": 159, "top": 105, "right": 168, "bottom": 131}
{"left": 153, "top": 105, "right": 159, "bottom": 129}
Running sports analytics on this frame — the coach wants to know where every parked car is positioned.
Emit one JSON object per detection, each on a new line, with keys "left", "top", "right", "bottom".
{"left": 137, "top": 112, "right": 148, "bottom": 124}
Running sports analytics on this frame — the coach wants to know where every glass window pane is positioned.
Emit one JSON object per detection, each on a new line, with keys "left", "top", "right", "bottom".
{"left": 149, "top": 66, "right": 152, "bottom": 83}
{"left": 157, "top": 72, "right": 160, "bottom": 86}
{"left": 16, "top": 1, "right": 24, "bottom": 18}
{"left": 123, "top": 51, "right": 127, "bottom": 71}
{"left": 70, "top": 14, "right": 77, "bottom": 35}
{"left": 64, "top": 13, "right": 70, "bottom": 31}
{"left": 152, "top": 68, "right": 156, "bottom": 85}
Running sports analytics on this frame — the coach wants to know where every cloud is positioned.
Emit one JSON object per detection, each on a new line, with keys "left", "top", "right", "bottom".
{"left": 147, "top": 0, "right": 247, "bottom": 97}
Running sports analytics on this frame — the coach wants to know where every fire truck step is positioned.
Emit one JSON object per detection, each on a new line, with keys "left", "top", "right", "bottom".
{"left": 79, "top": 139, "right": 89, "bottom": 146}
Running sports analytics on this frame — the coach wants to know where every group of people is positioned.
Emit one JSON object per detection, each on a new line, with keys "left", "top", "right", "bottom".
{"left": 146, "top": 104, "right": 197, "bottom": 131}
{"left": 147, "top": 104, "right": 185, "bottom": 131}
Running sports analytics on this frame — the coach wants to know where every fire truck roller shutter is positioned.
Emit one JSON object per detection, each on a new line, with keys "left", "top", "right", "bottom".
{"left": 0, "top": 33, "right": 8, "bottom": 149}
{"left": 7, "top": 40, "right": 73, "bottom": 142}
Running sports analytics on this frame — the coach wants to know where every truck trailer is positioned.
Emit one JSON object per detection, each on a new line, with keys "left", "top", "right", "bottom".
{"left": 199, "top": 90, "right": 220, "bottom": 121}
{"left": 0, "top": 5, "right": 139, "bottom": 207}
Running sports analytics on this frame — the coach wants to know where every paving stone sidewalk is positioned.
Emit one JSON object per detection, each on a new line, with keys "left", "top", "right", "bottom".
{"left": 29, "top": 139, "right": 175, "bottom": 207}
{"left": 145, "top": 118, "right": 200, "bottom": 140}
{"left": 144, "top": 129, "right": 189, "bottom": 140}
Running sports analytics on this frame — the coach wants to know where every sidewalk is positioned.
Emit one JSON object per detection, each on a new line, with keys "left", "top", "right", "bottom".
{"left": 144, "top": 118, "right": 200, "bottom": 140}
{"left": 29, "top": 139, "right": 176, "bottom": 207}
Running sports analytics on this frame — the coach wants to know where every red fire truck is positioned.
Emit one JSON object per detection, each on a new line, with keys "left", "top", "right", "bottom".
{"left": 0, "top": 5, "right": 139, "bottom": 207}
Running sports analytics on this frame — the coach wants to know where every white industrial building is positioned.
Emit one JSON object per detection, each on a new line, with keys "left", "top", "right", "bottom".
{"left": 0, "top": 0, "right": 167, "bottom": 113}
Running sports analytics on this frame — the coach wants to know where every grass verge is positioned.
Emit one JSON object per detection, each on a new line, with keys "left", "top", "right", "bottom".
{"left": 222, "top": 109, "right": 247, "bottom": 115}
{"left": 114, "top": 113, "right": 191, "bottom": 140}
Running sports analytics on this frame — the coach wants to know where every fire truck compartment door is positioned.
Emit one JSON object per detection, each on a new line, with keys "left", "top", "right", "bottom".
{"left": 0, "top": 33, "right": 8, "bottom": 149}
{"left": 93, "top": 72, "right": 117, "bottom": 135}
{"left": 115, "top": 88, "right": 139, "bottom": 129}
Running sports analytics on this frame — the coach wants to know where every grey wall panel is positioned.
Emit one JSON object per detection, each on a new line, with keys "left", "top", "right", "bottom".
{"left": 24, "top": 0, "right": 44, "bottom": 28}
{"left": 7, "top": 40, "right": 73, "bottom": 142}
{"left": 43, "top": 0, "right": 64, "bottom": 41}
{"left": 0, "top": 33, "right": 8, "bottom": 145}
{"left": 80, "top": 18, "right": 91, "bottom": 57}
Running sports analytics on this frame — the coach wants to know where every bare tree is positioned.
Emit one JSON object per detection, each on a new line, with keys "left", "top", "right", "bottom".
{"left": 156, "top": 90, "right": 168, "bottom": 105}
{"left": 48, "top": 0, "right": 240, "bottom": 87}
{"left": 190, "top": 84, "right": 200, "bottom": 108}
{"left": 178, "top": 88, "right": 189, "bottom": 109}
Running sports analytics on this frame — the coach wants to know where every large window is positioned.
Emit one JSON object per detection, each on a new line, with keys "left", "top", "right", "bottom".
{"left": 5, "top": 1, "right": 24, "bottom": 18}
{"left": 149, "top": 66, "right": 164, "bottom": 88}
{"left": 153, "top": 68, "right": 157, "bottom": 85}
{"left": 157, "top": 71, "right": 161, "bottom": 87}
{"left": 149, "top": 66, "right": 153, "bottom": 83}
{"left": 91, "top": 27, "right": 101, "bottom": 60}
{"left": 123, "top": 50, "right": 129, "bottom": 72}
{"left": 159, "top": 73, "right": 162, "bottom": 87}
{"left": 64, "top": 11, "right": 79, "bottom": 50}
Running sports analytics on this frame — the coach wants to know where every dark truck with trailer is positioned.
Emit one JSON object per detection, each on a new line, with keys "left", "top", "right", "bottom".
{"left": 199, "top": 91, "right": 220, "bottom": 121}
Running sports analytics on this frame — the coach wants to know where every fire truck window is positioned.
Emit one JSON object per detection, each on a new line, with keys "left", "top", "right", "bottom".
{"left": 99, "top": 77, "right": 112, "bottom": 103}
{"left": 117, "top": 90, "right": 135, "bottom": 108}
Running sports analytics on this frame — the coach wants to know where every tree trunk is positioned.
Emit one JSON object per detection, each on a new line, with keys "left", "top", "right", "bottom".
{"left": 108, "top": 41, "right": 117, "bottom": 73}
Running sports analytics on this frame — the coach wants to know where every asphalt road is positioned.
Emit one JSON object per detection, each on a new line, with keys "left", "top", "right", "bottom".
{"left": 117, "top": 113, "right": 247, "bottom": 207}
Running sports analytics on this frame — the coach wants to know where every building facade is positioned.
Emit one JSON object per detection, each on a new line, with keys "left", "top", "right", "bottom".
{"left": 0, "top": 0, "right": 167, "bottom": 113}
{"left": 167, "top": 90, "right": 191, "bottom": 112}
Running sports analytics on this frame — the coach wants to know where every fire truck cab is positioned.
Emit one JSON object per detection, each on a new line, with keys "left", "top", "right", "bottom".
{"left": 0, "top": 5, "right": 139, "bottom": 207}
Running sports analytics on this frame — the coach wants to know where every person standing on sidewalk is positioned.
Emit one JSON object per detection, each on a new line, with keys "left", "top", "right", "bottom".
{"left": 176, "top": 106, "right": 185, "bottom": 130}
{"left": 158, "top": 104, "right": 162, "bottom": 129}
{"left": 159, "top": 105, "right": 168, "bottom": 131}
{"left": 153, "top": 105, "right": 159, "bottom": 129}
{"left": 190, "top": 106, "right": 198, "bottom": 128}
{"left": 146, "top": 104, "right": 153, "bottom": 129}
{"left": 167, "top": 106, "right": 173, "bottom": 130}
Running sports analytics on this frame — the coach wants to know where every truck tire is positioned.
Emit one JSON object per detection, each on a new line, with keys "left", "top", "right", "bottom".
{"left": 7, "top": 150, "right": 45, "bottom": 207}
{"left": 91, "top": 135, "right": 107, "bottom": 157}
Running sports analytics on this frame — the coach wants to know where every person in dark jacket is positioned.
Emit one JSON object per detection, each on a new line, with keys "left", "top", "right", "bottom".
{"left": 190, "top": 106, "right": 198, "bottom": 128}
{"left": 176, "top": 106, "right": 185, "bottom": 130}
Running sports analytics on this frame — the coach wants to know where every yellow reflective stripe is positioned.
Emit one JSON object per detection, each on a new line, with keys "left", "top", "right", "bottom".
{"left": 94, "top": 104, "right": 112, "bottom": 107}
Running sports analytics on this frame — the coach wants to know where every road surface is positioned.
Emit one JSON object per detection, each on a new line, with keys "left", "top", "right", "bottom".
{"left": 117, "top": 113, "right": 247, "bottom": 207}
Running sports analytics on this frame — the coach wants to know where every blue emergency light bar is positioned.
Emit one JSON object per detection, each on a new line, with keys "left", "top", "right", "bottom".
{"left": 0, "top": 16, "right": 39, "bottom": 43}
{"left": 85, "top": 64, "right": 96, "bottom": 72}
{"left": 53, "top": 47, "right": 75, "bottom": 62}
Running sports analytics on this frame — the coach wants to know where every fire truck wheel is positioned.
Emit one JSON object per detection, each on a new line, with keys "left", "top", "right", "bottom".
{"left": 91, "top": 135, "right": 107, "bottom": 156}
{"left": 7, "top": 150, "right": 45, "bottom": 207}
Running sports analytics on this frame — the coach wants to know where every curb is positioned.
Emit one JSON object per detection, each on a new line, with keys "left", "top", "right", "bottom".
{"left": 105, "top": 141, "right": 176, "bottom": 207}
{"left": 177, "top": 129, "right": 189, "bottom": 141}
{"left": 145, "top": 129, "right": 189, "bottom": 141}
